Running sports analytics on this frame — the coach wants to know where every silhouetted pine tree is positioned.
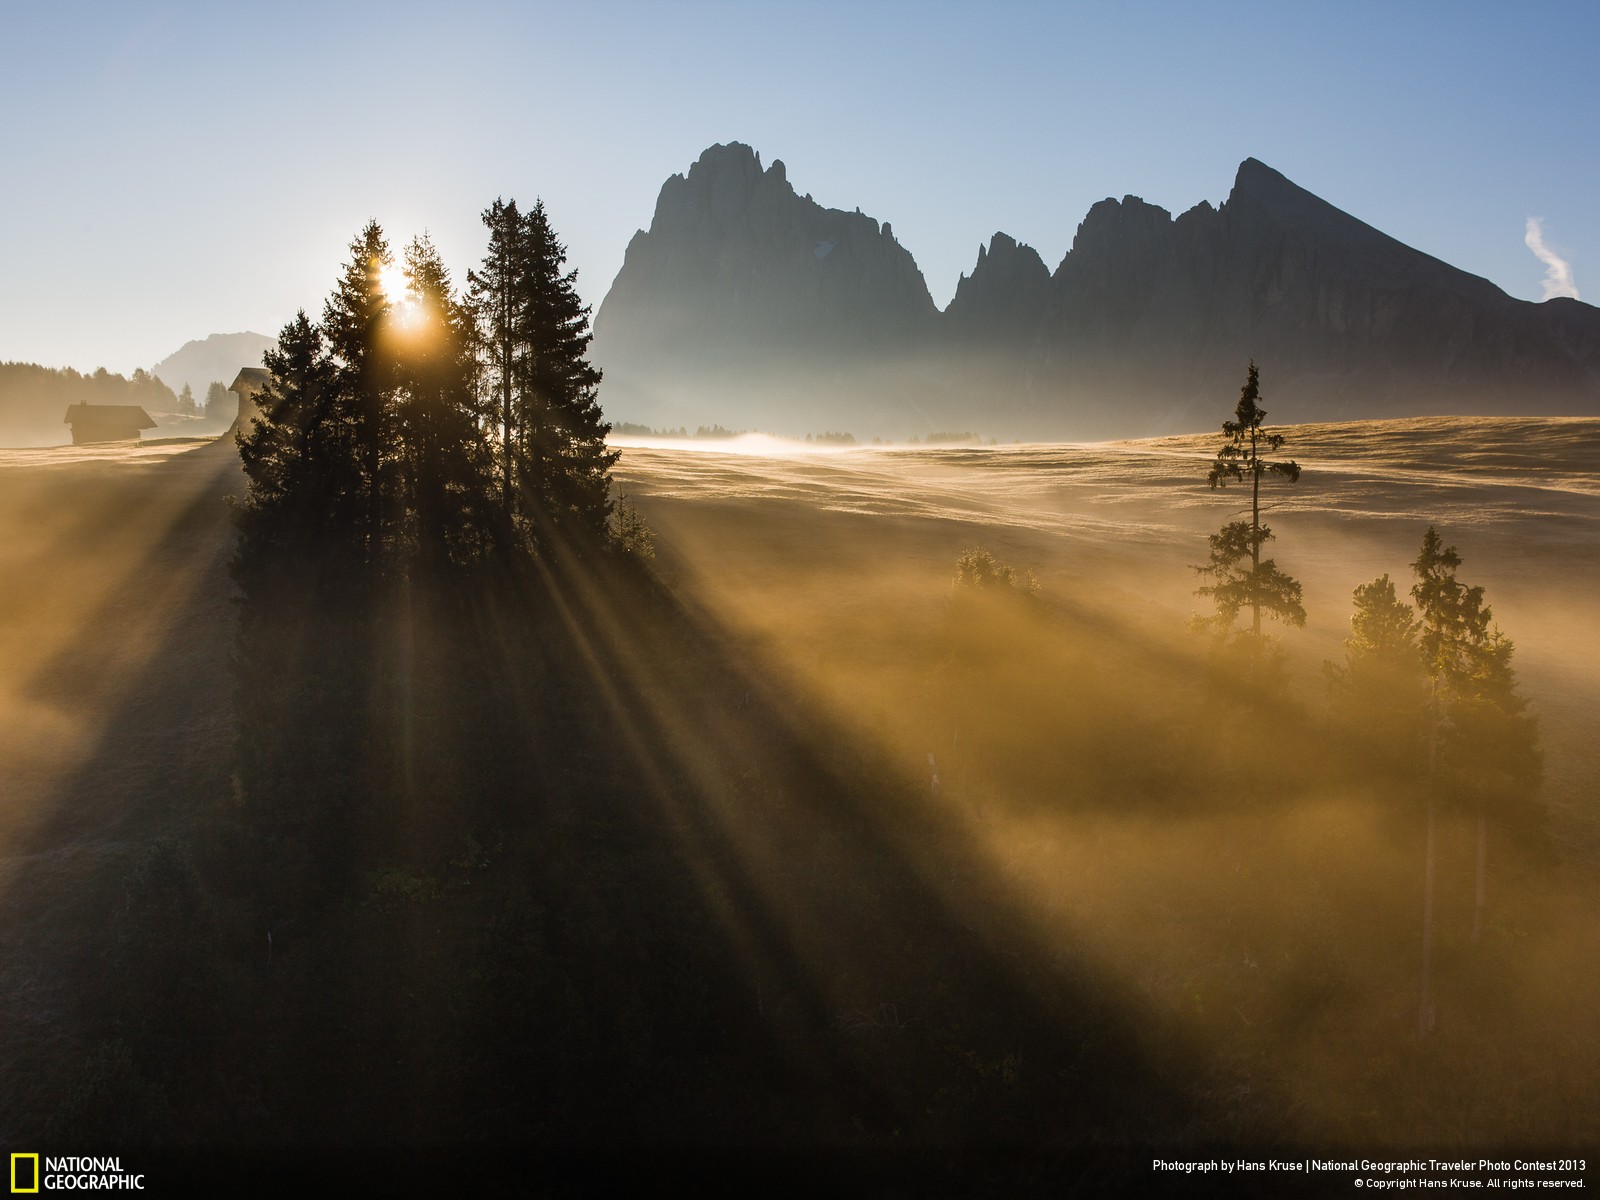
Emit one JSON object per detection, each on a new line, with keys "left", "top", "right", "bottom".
{"left": 468, "top": 198, "right": 617, "bottom": 553}
{"left": 467, "top": 198, "right": 533, "bottom": 516}
{"left": 322, "top": 220, "right": 399, "bottom": 569}
{"left": 393, "top": 234, "right": 499, "bottom": 570}
{"left": 1195, "top": 361, "right": 1304, "bottom": 639}
{"left": 232, "top": 308, "right": 370, "bottom": 871}
{"left": 233, "top": 309, "right": 355, "bottom": 592}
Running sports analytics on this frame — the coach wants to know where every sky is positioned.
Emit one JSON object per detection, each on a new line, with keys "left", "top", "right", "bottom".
{"left": 3, "top": 0, "right": 1598, "bottom": 376}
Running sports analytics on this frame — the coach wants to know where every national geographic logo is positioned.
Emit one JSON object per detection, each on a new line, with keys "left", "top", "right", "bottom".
{"left": 9, "top": 1157, "right": 143, "bottom": 1191}
{"left": 9, "top": 1156, "right": 38, "bottom": 1194}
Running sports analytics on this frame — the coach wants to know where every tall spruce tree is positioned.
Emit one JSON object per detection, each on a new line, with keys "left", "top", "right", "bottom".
{"left": 468, "top": 198, "right": 532, "bottom": 517}
{"left": 394, "top": 234, "right": 497, "bottom": 569}
{"left": 232, "top": 308, "right": 369, "bottom": 852}
{"left": 521, "top": 199, "right": 617, "bottom": 543}
{"left": 1196, "top": 361, "right": 1304, "bottom": 639}
{"left": 467, "top": 198, "right": 617, "bottom": 552}
{"left": 322, "top": 221, "right": 398, "bottom": 569}
{"left": 233, "top": 309, "right": 353, "bottom": 590}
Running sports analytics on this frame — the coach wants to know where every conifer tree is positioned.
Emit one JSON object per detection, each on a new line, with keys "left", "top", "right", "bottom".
{"left": 393, "top": 234, "right": 497, "bottom": 569}
{"left": 1195, "top": 361, "right": 1304, "bottom": 640}
{"left": 521, "top": 199, "right": 617, "bottom": 543}
{"left": 468, "top": 198, "right": 617, "bottom": 551}
{"left": 321, "top": 221, "right": 398, "bottom": 568}
{"left": 1326, "top": 573, "right": 1427, "bottom": 772}
{"left": 231, "top": 308, "right": 367, "bottom": 839}
{"left": 468, "top": 198, "right": 532, "bottom": 515}
{"left": 233, "top": 309, "right": 352, "bottom": 589}
{"left": 1410, "top": 528, "right": 1538, "bottom": 963}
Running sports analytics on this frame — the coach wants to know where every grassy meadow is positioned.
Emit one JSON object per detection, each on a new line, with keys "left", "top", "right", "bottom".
{"left": 1, "top": 417, "right": 1596, "bottom": 1185}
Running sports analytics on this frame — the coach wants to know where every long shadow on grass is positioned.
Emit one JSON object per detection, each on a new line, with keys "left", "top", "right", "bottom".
{"left": 0, "top": 438, "right": 242, "bottom": 1145}
{"left": 433, "top": 548, "right": 1251, "bottom": 1171}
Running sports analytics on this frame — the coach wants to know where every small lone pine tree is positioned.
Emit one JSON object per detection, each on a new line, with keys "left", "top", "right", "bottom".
{"left": 1195, "top": 361, "right": 1304, "bottom": 637}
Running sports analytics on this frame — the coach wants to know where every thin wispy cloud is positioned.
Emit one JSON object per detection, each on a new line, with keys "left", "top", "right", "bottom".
{"left": 1525, "top": 218, "right": 1581, "bottom": 301}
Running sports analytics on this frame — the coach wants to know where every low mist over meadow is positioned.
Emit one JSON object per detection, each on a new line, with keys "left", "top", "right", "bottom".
{"left": 1, "top": 404, "right": 1595, "bottom": 1191}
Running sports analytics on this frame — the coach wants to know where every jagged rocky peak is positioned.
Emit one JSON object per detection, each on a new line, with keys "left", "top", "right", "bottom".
{"left": 649, "top": 141, "right": 796, "bottom": 229}
{"left": 971, "top": 232, "right": 1048, "bottom": 277}
{"left": 1224, "top": 156, "right": 1360, "bottom": 229}
{"left": 594, "top": 142, "right": 937, "bottom": 365}
{"left": 1056, "top": 195, "right": 1178, "bottom": 276}
{"left": 946, "top": 233, "right": 1052, "bottom": 338}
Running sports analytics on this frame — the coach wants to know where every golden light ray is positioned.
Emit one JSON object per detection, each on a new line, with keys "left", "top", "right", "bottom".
{"left": 0, "top": 438, "right": 239, "bottom": 860}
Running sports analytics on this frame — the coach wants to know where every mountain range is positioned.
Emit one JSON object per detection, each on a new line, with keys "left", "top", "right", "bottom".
{"left": 592, "top": 143, "right": 1600, "bottom": 439}
{"left": 151, "top": 331, "right": 277, "bottom": 404}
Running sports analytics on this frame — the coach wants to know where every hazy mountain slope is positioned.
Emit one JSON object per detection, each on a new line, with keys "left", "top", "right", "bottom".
{"left": 593, "top": 143, "right": 945, "bottom": 437}
{"left": 594, "top": 147, "right": 1600, "bottom": 439}
{"left": 1032, "top": 159, "right": 1600, "bottom": 432}
{"left": 150, "top": 331, "right": 276, "bottom": 404}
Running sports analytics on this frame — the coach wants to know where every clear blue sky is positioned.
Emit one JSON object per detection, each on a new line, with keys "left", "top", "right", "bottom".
{"left": 3, "top": 0, "right": 1596, "bottom": 375}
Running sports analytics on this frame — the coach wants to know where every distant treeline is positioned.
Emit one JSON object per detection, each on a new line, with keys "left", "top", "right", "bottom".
{"left": 611, "top": 422, "right": 746, "bottom": 439}
{"left": 609, "top": 423, "right": 997, "bottom": 447}
{"left": 0, "top": 362, "right": 179, "bottom": 447}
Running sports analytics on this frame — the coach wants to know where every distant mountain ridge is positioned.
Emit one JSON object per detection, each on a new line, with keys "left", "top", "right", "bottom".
{"left": 593, "top": 144, "right": 1600, "bottom": 439}
{"left": 151, "top": 332, "right": 276, "bottom": 404}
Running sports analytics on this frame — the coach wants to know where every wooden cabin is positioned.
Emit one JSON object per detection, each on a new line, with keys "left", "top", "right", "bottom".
{"left": 62, "top": 403, "right": 157, "bottom": 445}
{"left": 228, "top": 367, "right": 271, "bottom": 437}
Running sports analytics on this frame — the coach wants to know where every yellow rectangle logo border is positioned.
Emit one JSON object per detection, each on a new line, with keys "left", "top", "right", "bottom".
{"left": 10, "top": 1153, "right": 40, "bottom": 1194}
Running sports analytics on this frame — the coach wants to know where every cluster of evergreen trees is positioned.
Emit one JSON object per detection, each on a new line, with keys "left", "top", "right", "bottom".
{"left": 235, "top": 199, "right": 618, "bottom": 589}
{"left": 230, "top": 201, "right": 625, "bottom": 885}
{"left": 0, "top": 362, "right": 180, "bottom": 444}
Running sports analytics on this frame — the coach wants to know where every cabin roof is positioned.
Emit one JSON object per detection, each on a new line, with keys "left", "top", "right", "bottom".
{"left": 62, "top": 404, "right": 157, "bottom": 429}
{"left": 230, "top": 367, "right": 271, "bottom": 392}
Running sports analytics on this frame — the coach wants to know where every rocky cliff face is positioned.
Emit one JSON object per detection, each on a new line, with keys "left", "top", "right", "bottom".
{"left": 593, "top": 143, "right": 944, "bottom": 433}
{"left": 595, "top": 146, "right": 1600, "bottom": 438}
{"left": 945, "top": 233, "right": 1052, "bottom": 345}
{"left": 595, "top": 143, "right": 935, "bottom": 361}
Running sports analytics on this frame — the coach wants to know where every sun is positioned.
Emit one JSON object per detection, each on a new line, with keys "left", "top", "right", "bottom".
{"left": 375, "top": 261, "right": 424, "bottom": 329}
{"left": 376, "top": 261, "right": 410, "bottom": 305}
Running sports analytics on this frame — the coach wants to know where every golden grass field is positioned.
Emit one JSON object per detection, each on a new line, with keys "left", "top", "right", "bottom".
{"left": 2, "top": 416, "right": 1597, "bottom": 1153}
